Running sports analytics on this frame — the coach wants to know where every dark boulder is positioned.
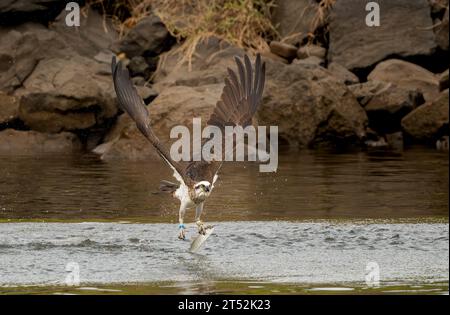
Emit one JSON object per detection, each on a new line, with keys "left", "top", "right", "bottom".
{"left": 429, "top": 0, "right": 449, "bottom": 15}
{"left": 15, "top": 55, "right": 117, "bottom": 133}
{"left": 365, "top": 86, "right": 424, "bottom": 134}
{"left": 439, "top": 69, "right": 449, "bottom": 91}
{"left": 0, "top": 0, "right": 70, "bottom": 25}
{"left": 260, "top": 51, "right": 289, "bottom": 64}
{"left": 50, "top": 7, "right": 118, "bottom": 59}
{"left": 94, "top": 84, "right": 222, "bottom": 161}
{"left": 401, "top": 89, "right": 449, "bottom": 142}
{"left": 0, "top": 129, "right": 82, "bottom": 155}
{"left": 297, "top": 45, "right": 326, "bottom": 60}
{"left": 328, "top": 0, "right": 437, "bottom": 70}
{"left": 292, "top": 56, "right": 324, "bottom": 67}
{"left": 269, "top": 41, "right": 297, "bottom": 60}
{"left": 0, "top": 7, "right": 118, "bottom": 92}
{"left": 153, "top": 36, "right": 244, "bottom": 92}
{"left": 434, "top": 6, "right": 449, "bottom": 50}
{"left": 127, "top": 56, "right": 152, "bottom": 79}
{"left": 113, "top": 14, "right": 171, "bottom": 59}
{"left": 0, "top": 92, "right": 19, "bottom": 125}
{"left": 327, "top": 62, "right": 360, "bottom": 85}
{"left": 348, "top": 81, "right": 391, "bottom": 106}
{"left": 136, "top": 85, "right": 158, "bottom": 105}
{"left": 0, "top": 30, "right": 40, "bottom": 93}
{"left": 258, "top": 61, "right": 368, "bottom": 148}
{"left": 271, "top": 0, "right": 318, "bottom": 45}
{"left": 368, "top": 59, "right": 440, "bottom": 102}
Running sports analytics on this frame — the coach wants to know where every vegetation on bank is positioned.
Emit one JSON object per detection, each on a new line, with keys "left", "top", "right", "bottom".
{"left": 89, "top": 0, "right": 277, "bottom": 67}
{"left": 87, "top": 0, "right": 335, "bottom": 67}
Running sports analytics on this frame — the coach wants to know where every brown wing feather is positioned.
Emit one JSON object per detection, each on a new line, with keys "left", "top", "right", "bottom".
{"left": 208, "top": 54, "right": 265, "bottom": 129}
{"left": 200, "top": 53, "right": 266, "bottom": 182}
{"left": 111, "top": 54, "right": 265, "bottom": 186}
{"left": 111, "top": 56, "right": 192, "bottom": 186}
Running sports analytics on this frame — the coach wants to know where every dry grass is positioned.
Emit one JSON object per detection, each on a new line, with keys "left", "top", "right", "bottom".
{"left": 162, "top": 0, "right": 276, "bottom": 66}
{"left": 309, "top": 0, "right": 335, "bottom": 43}
{"left": 91, "top": 0, "right": 278, "bottom": 70}
{"left": 88, "top": 0, "right": 335, "bottom": 68}
{"left": 152, "top": 0, "right": 277, "bottom": 70}
{"left": 279, "top": 0, "right": 335, "bottom": 46}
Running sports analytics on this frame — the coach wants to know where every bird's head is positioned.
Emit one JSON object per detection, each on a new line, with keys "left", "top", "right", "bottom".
{"left": 193, "top": 181, "right": 212, "bottom": 199}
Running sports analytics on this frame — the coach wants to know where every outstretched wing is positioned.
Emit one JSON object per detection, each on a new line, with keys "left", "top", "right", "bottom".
{"left": 189, "top": 53, "right": 266, "bottom": 183}
{"left": 208, "top": 53, "right": 265, "bottom": 130}
{"left": 111, "top": 56, "right": 190, "bottom": 186}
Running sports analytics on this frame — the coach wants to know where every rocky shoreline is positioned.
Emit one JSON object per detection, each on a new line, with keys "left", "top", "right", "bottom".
{"left": 0, "top": 0, "right": 448, "bottom": 158}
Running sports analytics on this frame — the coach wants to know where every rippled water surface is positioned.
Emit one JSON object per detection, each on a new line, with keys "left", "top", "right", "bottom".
{"left": 0, "top": 148, "right": 448, "bottom": 294}
{"left": 0, "top": 222, "right": 448, "bottom": 291}
{"left": 0, "top": 148, "right": 448, "bottom": 221}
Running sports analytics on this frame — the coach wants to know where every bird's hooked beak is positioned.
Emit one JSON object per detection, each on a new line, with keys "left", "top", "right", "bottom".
{"left": 195, "top": 182, "right": 211, "bottom": 194}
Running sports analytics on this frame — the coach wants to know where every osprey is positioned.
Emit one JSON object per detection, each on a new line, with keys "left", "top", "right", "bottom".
{"left": 111, "top": 53, "right": 266, "bottom": 240}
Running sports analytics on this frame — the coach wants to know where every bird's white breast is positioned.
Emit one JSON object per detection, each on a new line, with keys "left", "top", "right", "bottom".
{"left": 174, "top": 184, "right": 195, "bottom": 207}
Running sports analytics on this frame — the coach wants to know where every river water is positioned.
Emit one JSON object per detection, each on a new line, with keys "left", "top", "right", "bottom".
{"left": 0, "top": 148, "right": 448, "bottom": 294}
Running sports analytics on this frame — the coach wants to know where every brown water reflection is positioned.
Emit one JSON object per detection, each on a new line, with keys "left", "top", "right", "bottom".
{"left": 0, "top": 148, "right": 448, "bottom": 222}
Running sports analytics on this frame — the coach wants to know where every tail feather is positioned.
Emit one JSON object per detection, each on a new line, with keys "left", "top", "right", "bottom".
{"left": 159, "top": 180, "right": 179, "bottom": 194}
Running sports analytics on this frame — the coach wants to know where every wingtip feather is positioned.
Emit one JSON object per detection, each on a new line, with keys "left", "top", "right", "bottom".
{"left": 111, "top": 55, "right": 117, "bottom": 76}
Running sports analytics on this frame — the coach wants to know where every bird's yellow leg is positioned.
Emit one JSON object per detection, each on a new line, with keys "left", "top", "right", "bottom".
{"left": 178, "top": 203, "right": 187, "bottom": 240}
{"left": 195, "top": 203, "right": 207, "bottom": 235}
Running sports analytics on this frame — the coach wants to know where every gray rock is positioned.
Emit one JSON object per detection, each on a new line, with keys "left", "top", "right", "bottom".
{"left": 439, "top": 69, "right": 449, "bottom": 91}
{"left": 0, "top": 92, "right": 19, "bottom": 124}
{"left": 94, "top": 51, "right": 115, "bottom": 64}
{"left": 51, "top": 7, "right": 118, "bottom": 59}
{"left": 0, "top": 0, "right": 59, "bottom": 12}
{"left": 368, "top": 59, "right": 440, "bottom": 102}
{"left": 258, "top": 61, "right": 368, "bottom": 148}
{"left": 96, "top": 44, "right": 369, "bottom": 160}
{"left": 292, "top": 56, "right": 324, "bottom": 67}
{"left": 153, "top": 36, "right": 245, "bottom": 92}
{"left": 0, "top": 0, "right": 65, "bottom": 25}
{"left": 271, "top": 0, "right": 318, "bottom": 45}
{"left": 127, "top": 56, "right": 152, "bottom": 79}
{"left": 95, "top": 84, "right": 222, "bottom": 161}
{"left": 269, "top": 41, "right": 297, "bottom": 59}
{"left": 348, "top": 81, "right": 392, "bottom": 106}
{"left": 434, "top": 7, "right": 449, "bottom": 50}
{"left": 429, "top": 0, "right": 449, "bottom": 15}
{"left": 15, "top": 55, "right": 117, "bottom": 133}
{"left": 131, "top": 76, "right": 147, "bottom": 86}
{"left": 0, "top": 23, "right": 66, "bottom": 65}
{"left": 328, "top": 62, "right": 360, "bottom": 85}
{"left": 136, "top": 86, "right": 158, "bottom": 104}
{"left": 364, "top": 84, "right": 425, "bottom": 134}
{"left": 260, "top": 51, "right": 289, "bottom": 64}
{"left": 0, "top": 8, "right": 117, "bottom": 61}
{"left": 0, "top": 7, "right": 119, "bottom": 93}
{"left": 113, "top": 14, "right": 170, "bottom": 58}
{"left": 0, "top": 129, "right": 82, "bottom": 155}
{"left": 328, "top": 0, "right": 437, "bottom": 70}
{"left": 385, "top": 132, "right": 404, "bottom": 151}
{"left": 401, "top": 89, "right": 449, "bottom": 142}
{"left": 297, "top": 45, "right": 326, "bottom": 59}
{"left": 0, "top": 30, "right": 39, "bottom": 93}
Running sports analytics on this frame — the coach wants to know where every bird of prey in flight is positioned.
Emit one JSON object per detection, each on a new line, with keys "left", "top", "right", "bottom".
{"left": 111, "top": 53, "right": 266, "bottom": 240}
